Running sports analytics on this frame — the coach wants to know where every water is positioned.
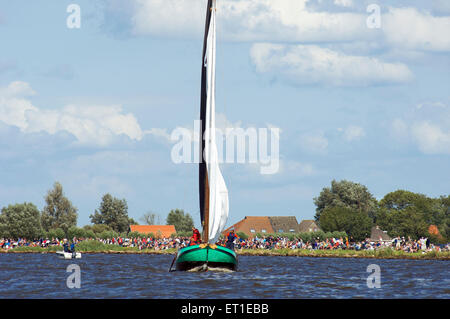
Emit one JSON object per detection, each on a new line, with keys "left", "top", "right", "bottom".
{"left": 0, "top": 253, "right": 448, "bottom": 298}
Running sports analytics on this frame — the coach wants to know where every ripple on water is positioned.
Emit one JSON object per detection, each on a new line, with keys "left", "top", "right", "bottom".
{"left": 0, "top": 253, "right": 448, "bottom": 298}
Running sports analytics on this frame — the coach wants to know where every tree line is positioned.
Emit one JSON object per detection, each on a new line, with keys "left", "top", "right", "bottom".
{"left": 2, "top": 180, "right": 448, "bottom": 243}
{"left": 314, "top": 180, "right": 449, "bottom": 242}
{"left": 0, "top": 182, "right": 195, "bottom": 240}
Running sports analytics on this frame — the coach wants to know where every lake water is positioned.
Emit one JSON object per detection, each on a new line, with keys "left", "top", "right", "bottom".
{"left": 0, "top": 253, "right": 448, "bottom": 299}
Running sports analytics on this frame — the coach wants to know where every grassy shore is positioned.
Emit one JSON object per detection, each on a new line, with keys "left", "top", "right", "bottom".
{"left": 1, "top": 240, "right": 176, "bottom": 255}
{"left": 237, "top": 248, "right": 450, "bottom": 260}
{"left": 2, "top": 241, "right": 449, "bottom": 260}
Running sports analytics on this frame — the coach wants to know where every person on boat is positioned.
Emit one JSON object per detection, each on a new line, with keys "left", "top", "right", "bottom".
{"left": 63, "top": 239, "right": 70, "bottom": 253}
{"left": 225, "top": 230, "right": 238, "bottom": 250}
{"left": 190, "top": 227, "right": 201, "bottom": 245}
{"left": 69, "top": 238, "right": 77, "bottom": 258}
{"left": 70, "top": 238, "right": 77, "bottom": 252}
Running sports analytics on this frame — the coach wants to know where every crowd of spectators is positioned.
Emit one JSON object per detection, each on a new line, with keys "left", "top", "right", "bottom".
{"left": 1, "top": 234, "right": 448, "bottom": 253}
{"left": 218, "top": 235, "right": 448, "bottom": 252}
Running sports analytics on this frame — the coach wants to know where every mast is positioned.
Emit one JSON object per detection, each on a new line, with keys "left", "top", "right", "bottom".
{"left": 199, "top": 0, "right": 214, "bottom": 243}
{"left": 199, "top": 0, "right": 228, "bottom": 244}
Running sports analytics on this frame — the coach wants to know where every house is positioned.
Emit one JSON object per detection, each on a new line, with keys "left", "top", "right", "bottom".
{"left": 129, "top": 225, "right": 176, "bottom": 238}
{"left": 223, "top": 216, "right": 305, "bottom": 237}
{"left": 222, "top": 216, "right": 275, "bottom": 237}
{"left": 269, "top": 216, "right": 300, "bottom": 234}
{"left": 298, "top": 220, "right": 321, "bottom": 233}
{"left": 369, "top": 225, "right": 392, "bottom": 242}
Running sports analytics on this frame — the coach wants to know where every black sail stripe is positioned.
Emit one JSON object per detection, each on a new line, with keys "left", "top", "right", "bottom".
{"left": 199, "top": 0, "right": 213, "bottom": 226}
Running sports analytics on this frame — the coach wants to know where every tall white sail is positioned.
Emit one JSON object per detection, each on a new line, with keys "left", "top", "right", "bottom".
{"left": 201, "top": 0, "right": 229, "bottom": 244}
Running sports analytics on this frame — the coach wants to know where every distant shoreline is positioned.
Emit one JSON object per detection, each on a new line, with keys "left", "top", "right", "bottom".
{"left": 2, "top": 247, "right": 449, "bottom": 260}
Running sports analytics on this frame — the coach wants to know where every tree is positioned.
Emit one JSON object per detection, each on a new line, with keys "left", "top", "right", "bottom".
{"left": 319, "top": 206, "right": 372, "bottom": 241}
{"left": 90, "top": 194, "right": 133, "bottom": 233}
{"left": 140, "top": 211, "right": 161, "bottom": 225}
{"left": 314, "top": 180, "right": 378, "bottom": 222}
{"left": 436, "top": 195, "right": 450, "bottom": 240}
{"left": 46, "top": 227, "right": 65, "bottom": 240}
{"left": 84, "top": 224, "right": 112, "bottom": 234}
{"left": 376, "top": 190, "right": 433, "bottom": 239}
{"left": 237, "top": 232, "right": 248, "bottom": 240}
{"left": 443, "top": 217, "right": 450, "bottom": 242}
{"left": 128, "top": 217, "right": 139, "bottom": 225}
{"left": 166, "top": 209, "right": 194, "bottom": 233}
{"left": 41, "top": 182, "right": 78, "bottom": 234}
{"left": 379, "top": 190, "right": 431, "bottom": 211}
{"left": 376, "top": 207, "right": 428, "bottom": 239}
{"left": 0, "top": 203, "right": 43, "bottom": 239}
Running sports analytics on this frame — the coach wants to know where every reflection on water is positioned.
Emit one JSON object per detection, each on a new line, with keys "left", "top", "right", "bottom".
{"left": 0, "top": 254, "right": 448, "bottom": 298}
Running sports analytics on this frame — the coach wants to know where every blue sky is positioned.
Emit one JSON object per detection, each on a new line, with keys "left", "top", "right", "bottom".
{"left": 0, "top": 0, "right": 449, "bottom": 228}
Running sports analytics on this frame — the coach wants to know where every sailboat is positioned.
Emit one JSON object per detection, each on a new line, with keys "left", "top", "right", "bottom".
{"left": 172, "top": 0, "right": 237, "bottom": 272}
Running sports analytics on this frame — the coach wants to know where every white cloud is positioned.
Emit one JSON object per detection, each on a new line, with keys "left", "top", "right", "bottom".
{"left": 130, "top": 0, "right": 369, "bottom": 42}
{"left": 0, "top": 81, "right": 144, "bottom": 146}
{"left": 342, "top": 125, "right": 365, "bottom": 141}
{"left": 334, "top": 0, "right": 353, "bottom": 8}
{"left": 0, "top": 81, "right": 38, "bottom": 130}
{"left": 250, "top": 43, "right": 413, "bottom": 86}
{"left": 391, "top": 102, "right": 450, "bottom": 154}
{"left": 131, "top": 0, "right": 204, "bottom": 37}
{"left": 144, "top": 128, "right": 172, "bottom": 142}
{"left": 106, "top": 0, "right": 450, "bottom": 63}
{"left": 410, "top": 122, "right": 450, "bottom": 154}
{"left": 384, "top": 7, "right": 450, "bottom": 52}
{"left": 0, "top": 81, "right": 35, "bottom": 97}
{"left": 299, "top": 131, "right": 328, "bottom": 154}
{"left": 128, "top": 1, "right": 450, "bottom": 52}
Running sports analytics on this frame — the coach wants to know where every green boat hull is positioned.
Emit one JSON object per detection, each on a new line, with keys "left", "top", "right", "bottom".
{"left": 175, "top": 244, "right": 238, "bottom": 271}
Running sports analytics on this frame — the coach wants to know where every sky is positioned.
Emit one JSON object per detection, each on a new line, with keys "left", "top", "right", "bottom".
{"left": 0, "top": 0, "right": 449, "bottom": 228}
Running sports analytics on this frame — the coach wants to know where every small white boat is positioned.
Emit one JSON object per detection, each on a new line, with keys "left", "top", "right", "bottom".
{"left": 56, "top": 251, "right": 82, "bottom": 259}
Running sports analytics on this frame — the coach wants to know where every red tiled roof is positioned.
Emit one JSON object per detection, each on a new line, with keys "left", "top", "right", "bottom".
{"left": 223, "top": 217, "right": 275, "bottom": 237}
{"left": 129, "top": 225, "right": 176, "bottom": 238}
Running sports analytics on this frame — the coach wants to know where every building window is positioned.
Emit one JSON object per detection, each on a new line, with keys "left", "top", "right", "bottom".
{"left": 250, "top": 229, "right": 255, "bottom": 233}
{"left": 278, "top": 229, "right": 284, "bottom": 233}
{"left": 289, "top": 229, "right": 295, "bottom": 232}
{"left": 261, "top": 229, "right": 266, "bottom": 233}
